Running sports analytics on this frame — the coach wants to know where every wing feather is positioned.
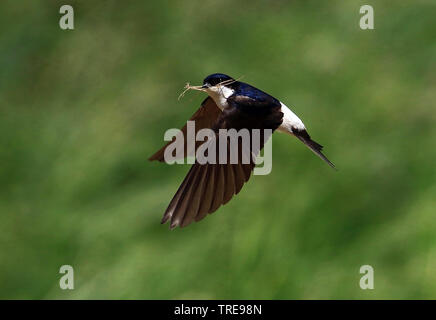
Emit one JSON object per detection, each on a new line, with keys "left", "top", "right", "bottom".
{"left": 223, "top": 162, "right": 235, "bottom": 205}
{"left": 149, "top": 97, "right": 221, "bottom": 162}
{"left": 169, "top": 166, "right": 201, "bottom": 229}
{"left": 210, "top": 164, "right": 225, "bottom": 213}
{"left": 195, "top": 165, "right": 216, "bottom": 222}
{"left": 180, "top": 165, "right": 208, "bottom": 227}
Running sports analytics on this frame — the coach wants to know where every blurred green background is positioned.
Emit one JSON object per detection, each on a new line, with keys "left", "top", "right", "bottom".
{"left": 0, "top": 0, "right": 435, "bottom": 299}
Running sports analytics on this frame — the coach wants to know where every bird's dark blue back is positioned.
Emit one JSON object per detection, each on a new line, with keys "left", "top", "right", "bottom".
{"left": 231, "top": 81, "right": 280, "bottom": 107}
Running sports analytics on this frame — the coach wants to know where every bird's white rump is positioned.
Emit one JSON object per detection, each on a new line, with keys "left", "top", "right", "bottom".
{"left": 277, "top": 102, "right": 306, "bottom": 135}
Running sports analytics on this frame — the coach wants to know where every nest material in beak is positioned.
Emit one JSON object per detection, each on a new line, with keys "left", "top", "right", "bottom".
{"left": 178, "top": 82, "right": 205, "bottom": 100}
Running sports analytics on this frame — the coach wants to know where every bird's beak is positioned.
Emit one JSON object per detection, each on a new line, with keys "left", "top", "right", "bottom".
{"left": 187, "top": 84, "right": 207, "bottom": 92}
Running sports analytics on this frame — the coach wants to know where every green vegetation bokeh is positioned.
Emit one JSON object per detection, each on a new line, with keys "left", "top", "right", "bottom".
{"left": 0, "top": 0, "right": 435, "bottom": 299}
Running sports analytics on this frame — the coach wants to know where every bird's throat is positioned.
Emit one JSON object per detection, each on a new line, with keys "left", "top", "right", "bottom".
{"left": 206, "top": 86, "right": 234, "bottom": 110}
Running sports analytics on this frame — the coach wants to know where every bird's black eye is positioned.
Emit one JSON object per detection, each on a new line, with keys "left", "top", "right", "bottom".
{"left": 210, "top": 78, "right": 224, "bottom": 86}
{"left": 206, "top": 79, "right": 217, "bottom": 86}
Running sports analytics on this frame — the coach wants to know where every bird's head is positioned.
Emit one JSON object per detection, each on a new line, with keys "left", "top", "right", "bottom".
{"left": 202, "top": 73, "right": 234, "bottom": 88}
{"left": 201, "top": 73, "right": 237, "bottom": 104}
{"left": 178, "top": 73, "right": 238, "bottom": 104}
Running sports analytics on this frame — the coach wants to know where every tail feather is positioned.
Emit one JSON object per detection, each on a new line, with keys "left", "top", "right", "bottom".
{"left": 294, "top": 129, "right": 336, "bottom": 169}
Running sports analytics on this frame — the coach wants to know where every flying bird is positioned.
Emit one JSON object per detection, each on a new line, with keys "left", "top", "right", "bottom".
{"left": 150, "top": 73, "right": 334, "bottom": 229}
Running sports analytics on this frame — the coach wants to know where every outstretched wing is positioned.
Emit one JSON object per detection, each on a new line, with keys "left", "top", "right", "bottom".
{"left": 149, "top": 97, "right": 222, "bottom": 162}
{"left": 161, "top": 93, "right": 283, "bottom": 229}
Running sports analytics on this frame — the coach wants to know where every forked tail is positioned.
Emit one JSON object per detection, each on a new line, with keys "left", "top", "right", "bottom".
{"left": 293, "top": 129, "right": 336, "bottom": 169}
